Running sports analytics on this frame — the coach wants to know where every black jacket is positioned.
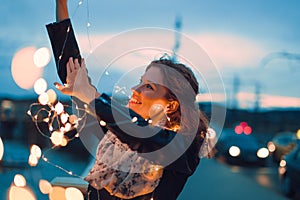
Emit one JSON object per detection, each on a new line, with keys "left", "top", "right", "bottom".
{"left": 46, "top": 19, "right": 202, "bottom": 200}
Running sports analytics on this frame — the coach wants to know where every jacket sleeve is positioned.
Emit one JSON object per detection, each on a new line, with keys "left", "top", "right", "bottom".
{"left": 46, "top": 18, "right": 81, "bottom": 84}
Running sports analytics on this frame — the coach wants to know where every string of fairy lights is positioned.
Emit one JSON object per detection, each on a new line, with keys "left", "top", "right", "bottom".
{"left": 7, "top": 1, "right": 94, "bottom": 199}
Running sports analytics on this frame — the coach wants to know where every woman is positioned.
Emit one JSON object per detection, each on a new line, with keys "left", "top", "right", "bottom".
{"left": 46, "top": 0, "right": 210, "bottom": 199}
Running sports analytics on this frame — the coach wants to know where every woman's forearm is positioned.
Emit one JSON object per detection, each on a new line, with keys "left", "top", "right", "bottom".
{"left": 56, "top": 0, "right": 69, "bottom": 22}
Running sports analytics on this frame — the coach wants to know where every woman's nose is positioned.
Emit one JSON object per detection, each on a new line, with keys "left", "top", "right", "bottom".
{"left": 131, "top": 83, "right": 142, "bottom": 94}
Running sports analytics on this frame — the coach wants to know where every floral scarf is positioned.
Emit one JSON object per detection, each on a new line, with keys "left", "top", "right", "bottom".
{"left": 84, "top": 130, "right": 163, "bottom": 199}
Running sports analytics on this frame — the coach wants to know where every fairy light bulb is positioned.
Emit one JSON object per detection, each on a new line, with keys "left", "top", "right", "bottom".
{"left": 69, "top": 115, "right": 78, "bottom": 124}
{"left": 47, "top": 89, "right": 57, "bottom": 104}
{"left": 60, "top": 113, "right": 69, "bottom": 124}
{"left": 34, "top": 78, "right": 47, "bottom": 95}
{"left": 64, "top": 123, "right": 71, "bottom": 131}
{"left": 14, "top": 174, "right": 26, "bottom": 187}
{"left": 54, "top": 102, "right": 64, "bottom": 115}
{"left": 39, "top": 179, "right": 52, "bottom": 194}
{"left": 28, "top": 154, "right": 39, "bottom": 167}
{"left": 60, "top": 137, "right": 68, "bottom": 147}
{"left": 30, "top": 144, "right": 42, "bottom": 158}
{"left": 50, "top": 131, "right": 63, "bottom": 146}
{"left": 65, "top": 187, "right": 84, "bottom": 200}
{"left": 38, "top": 92, "right": 49, "bottom": 105}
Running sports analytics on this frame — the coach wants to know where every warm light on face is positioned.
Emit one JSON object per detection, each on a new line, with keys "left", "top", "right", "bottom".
{"left": 0, "top": 137, "right": 4, "bottom": 161}
{"left": 65, "top": 187, "right": 84, "bottom": 200}
{"left": 11, "top": 46, "right": 43, "bottom": 89}
{"left": 34, "top": 78, "right": 47, "bottom": 95}
{"left": 257, "top": 147, "right": 269, "bottom": 158}
{"left": 33, "top": 47, "right": 51, "bottom": 68}
{"left": 229, "top": 146, "right": 240, "bottom": 157}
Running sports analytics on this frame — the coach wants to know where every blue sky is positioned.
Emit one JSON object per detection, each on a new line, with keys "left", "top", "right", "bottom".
{"left": 0, "top": 0, "right": 299, "bottom": 109}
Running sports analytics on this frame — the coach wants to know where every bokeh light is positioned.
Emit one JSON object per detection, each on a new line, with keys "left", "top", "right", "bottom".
{"left": 8, "top": 186, "right": 36, "bottom": 200}
{"left": 243, "top": 126, "right": 252, "bottom": 135}
{"left": 39, "top": 179, "right": 52, "bottom": 194}
{"left": 50, "top": 131, "right": 63, "bottom": 146}
{"left": 49, "top": 186, "right": 66, "bottom": 200}
{"left": 0, "top": 137, "right": 4, "bottom": 161}
{"left": 65, "top": 187, "right": 84, "bottom": 200}
{"left": 234, "top": 125, "right": 243, "bottom": 134}
{"left": 229, "top": 146, "right": 240, "bottom": 157}
{"left": 11, "top": 46, "right": 43, "bottom": 89}
{"left": 33, "top": 47, "right": 51, "bottom": 68}
{"left": 30, "top": 144, "right": 42, "bottom": 158}
{"left": 13, "top": 174, "right": 26, "bottom": 187}
{"left": 47, "top": 89, "right": 57, "bottom": 104}
{"left": 54, "top": 102, "right": 64, "bottom": 115}
{"left": 38, "top": 92, "right": 49, "bottom": 105}
{"left": 28, "top": 154, "right": 39, "bottom": 167}
{"left": 34, "top": 78, "right": 47, "bottom": 95}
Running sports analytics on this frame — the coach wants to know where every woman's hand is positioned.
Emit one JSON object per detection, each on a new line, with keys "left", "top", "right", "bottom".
{"left": 54, "top": 57, "right": 100, "bottom": 104}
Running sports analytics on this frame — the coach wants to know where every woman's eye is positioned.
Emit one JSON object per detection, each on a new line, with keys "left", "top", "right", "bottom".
{"left": 146, "top": 84, "right": 153, "bottom": 90}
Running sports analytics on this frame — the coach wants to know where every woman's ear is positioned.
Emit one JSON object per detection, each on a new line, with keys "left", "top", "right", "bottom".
{"left": 166, "top": 100, "right": 179, "bottom": 113}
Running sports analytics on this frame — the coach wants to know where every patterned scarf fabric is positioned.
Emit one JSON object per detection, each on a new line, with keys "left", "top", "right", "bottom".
{"left": 84, "top": 130, "right": 163, "bottom": 199}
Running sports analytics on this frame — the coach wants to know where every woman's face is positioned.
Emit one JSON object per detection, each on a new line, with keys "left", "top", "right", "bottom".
{"left": 128, "top": 66, "right": 169, "bottom": 119}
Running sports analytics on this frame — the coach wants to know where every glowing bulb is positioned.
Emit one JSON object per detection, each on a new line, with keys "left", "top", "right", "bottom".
{"left": 61, "top": 137, "right": 68, "bottom": 147}
{"left": 14, "top": 174, "right": 26, "bottom": 187}
{"left": 60, "top": 113, "right": 69, "bottom": 124}
{"left": 87, "top": 22, "right": 91, "bottom": 27}
{"left": 229, "top": 146, "right": 240, "bottom": 157}
{"left": 39, "top": 179, "right": 52, "bottom": 194}
{"left": 50, "top": 131, "right": 63, "bottom": 146}
{"left": 47, "top": 89, "right": 57, "bottom": 104}
{"left": 30, "top": 144, "right": 42, "bottom": 158}
{"left": 65, "top": 187, "right": 84, "bottom": 200}
{"left": 99, "top": 120, "right": 106, "bottom": 126}
{"left": 28, "top": 154, "right": 39, "bottom": 167}
{"left": 257, "top": 147, "right": 269, "bottom": 158}
{"left": 9, "top": 186, "right": 36, "bottom": 200}
{"left": 34, "top": 78, "right": 47, "bottom": 95}
{"left": 33, "top": 47, "right": 51, "bottom": 68}
{"left": 49, "top": 186, "right": 66, "bottom": 200}
{"left": 78, "top": 1, "right": 83, "bottom": 5}
{"left": 54, "top": 102, "right": 64, "bottom": 115}
{"left": 297, "top": 129, "right": 300, "bottom": 139}
{"left": 131, "top": 117, "right": 138, "bottom": 123}
{"left": 69, "top": 115, "right": 78, "bottom": 124}
{"left": 64, "top": 123, "right": 71, "bottom": 131}
{"left": 38, "top": 92, "right": 49, "bottom": 105}
{"left": 0, "top": 137, "right": 4, "bottom": 161}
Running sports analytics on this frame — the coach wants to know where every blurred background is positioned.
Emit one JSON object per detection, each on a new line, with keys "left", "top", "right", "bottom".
{"left": 0, "top": 0, "right": 299, "bottom": 199}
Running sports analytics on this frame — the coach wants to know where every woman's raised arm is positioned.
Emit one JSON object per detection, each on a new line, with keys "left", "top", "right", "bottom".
{"left": 56, "top": 0, "right": 69, "bottom": 22}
